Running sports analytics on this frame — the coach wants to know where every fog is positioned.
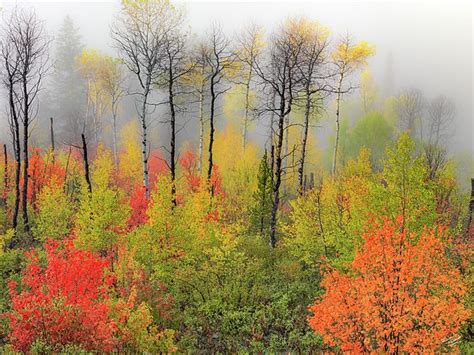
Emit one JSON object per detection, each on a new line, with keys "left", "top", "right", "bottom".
{"left": 1, "top": 0, "right": 472, "bottom": 157}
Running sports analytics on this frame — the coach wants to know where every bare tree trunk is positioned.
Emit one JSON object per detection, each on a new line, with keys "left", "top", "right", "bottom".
{"left": 298, "top": 84, "right": 311, "bottom": 194}
{"left": 21, "top": 84, "right": 30, "bottom": 235}
{"left": 207, "top": 75, "right": 216, "bottom": 195}
{"left": 198, "top": 88, "right": 204, "bottom": 172}
{"left": 332, "top": 73, "right": 344, "bottom": 177}
{"left": 282, "top": 113, "right": 289, "bottom": 195}
{"left": 6, "top": 73, "right": 21, "bottom": 239}
{"left": 81, "top": 133, "right": 92, "bottom": 195}
{"left": 112, "top": 106, "right": 118, "bottom": 169}
{"left": 140, "top": 88, "right": 150, "bottom": 199}
{"left": 242, "top": 66, "right": 252, "bottom": 152}
{"left": 50, "top": 117, "right": 55, "bottom": 163}
{"left": 64, "top": 146, "right": 71, "bottom": 194}
{"left": 3, "top": 144, "right": 8, "bottom": 200}
{"left": 12, "top": 128, "right": 20, "bottom": 235}
{"left": 259, "top": 150, "right": 268, "bottom": 235}
{"left": 269, "top": 90, "right": 276, "bottom": 178}
{"left": 269, "top": 104, "right": 286, "bottom": 249}
{"left": 284, "top": 115, "right": 289, "bottom": 160}
{"left": 466, "top": 178, "right": 474, "bottom": 239}
{"left": 168, "top": 68, "right": 177, "bottom": 206}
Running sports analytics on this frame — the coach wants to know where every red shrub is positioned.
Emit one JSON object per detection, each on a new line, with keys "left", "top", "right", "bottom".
{"left": 6, "top": 240, "right": 117, "bottom": 352}
{"left": 128, "top": 184, "right": 149, "bottom": 229}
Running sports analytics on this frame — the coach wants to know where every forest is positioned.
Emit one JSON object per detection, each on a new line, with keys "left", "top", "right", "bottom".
{"left": 0, "top": 0, "right": 472, "bottom": 353}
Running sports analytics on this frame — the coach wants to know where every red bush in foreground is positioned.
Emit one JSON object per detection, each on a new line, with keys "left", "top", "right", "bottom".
{"left": 309, "top": 218, "right": 470, "bottom": 353}
{"left": 6, "top": 240, "right": 117, "bottom": 352}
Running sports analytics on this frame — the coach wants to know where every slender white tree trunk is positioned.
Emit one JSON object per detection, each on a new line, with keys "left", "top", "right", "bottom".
{"left": 332, "top": 73, "right": 344, "bottom": 177}
{"left": 242, "top": 66, "right": 252, "bottom": 152}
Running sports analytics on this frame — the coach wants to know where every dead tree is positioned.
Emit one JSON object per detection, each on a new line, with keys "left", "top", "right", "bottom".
{"left": 1, "top": 30, "right": 21, "bottom": 234}
{"left": 253, "top": 20, "right": 305, "bottom": 248}
{"left": 101, "top": 57, "right": 126, "bottom": 168}
{"left": 50, "top": 117, "right": 55, "bottom": 162}
{"left": 296, "top": 21, "right": 330, "bottom": 194}
{"left": 112, "top": 0, "right": 172, "bottom": 199}
{"left": 237, "top": 23, "right": 262, "bottom": 152}
{"left": 426, "top": 95, "right": 455, "bottom": 147}
{"left": 204, "top": 24, "right": 235, "bottom": 194}
{"left": 159, "top": 12, "right": 193, "bottom": 206}
{"left": 1, "top": 8, "right": 50, "bottom": 237}
{"left": 395, "top": 88, "right": 424, "bottom": 140}
{"left": 3, "top": 144, "right": 8, "bottom": 200}
{"left": 423, "top": 144, "right": 447, "bottom": 181}
{"left": 81, "top": 133, "right": 92, "bottom": 194}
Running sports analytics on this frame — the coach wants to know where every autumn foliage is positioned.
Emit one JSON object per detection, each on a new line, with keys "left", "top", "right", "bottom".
{"left": 6, "top": 240, "right": 116, "bottom": 352}
{"left": 27, "top": 148, "right": 65, "bottom": 206}
{"left": 0, "top": 3, "right": 471, "bottom": 352}
{"left": 179, "top": 150, "right": 200, "bottom": 192}
{"left": 128, "top": 184, "right": 149, "bottom": 228}
{"left": 308, "top": 217, "right": 470, "bottom": 353}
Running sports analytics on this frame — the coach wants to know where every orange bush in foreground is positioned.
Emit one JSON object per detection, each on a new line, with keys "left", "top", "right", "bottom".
{"left": 308, "top": 218, "right": 470, "bottom": 353}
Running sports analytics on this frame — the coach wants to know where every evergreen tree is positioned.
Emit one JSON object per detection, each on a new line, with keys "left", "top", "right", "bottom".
{"left": 52, "top": 16, "right": 85, "bottom": 142}
{"left": 250, "top": 150, "right": 273, "bottom": 235}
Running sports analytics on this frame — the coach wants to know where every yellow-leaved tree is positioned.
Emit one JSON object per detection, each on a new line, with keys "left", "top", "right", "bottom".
{"left": 331, "top": 38, "right": 375, "bottom": 176}
{"left": 76, "top": 49, "right": 111, "bottom": 144}
{"left": 75, "top": 146, "right": 130, "bottom": 253}
{"left": 285, "top": 148, "right": 373, "bottom": 269}
{"left": 214, "top": 124, "right": 259, "bottom": 225}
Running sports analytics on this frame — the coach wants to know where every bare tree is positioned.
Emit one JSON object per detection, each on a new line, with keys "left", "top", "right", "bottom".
{"left": 101, "top": 56, "right": 126, "bottom": 168}
{"left": 1, "top": 25, "right": 22, "bottom": 235}
{"left": 296, "top": 20, "right": 330, "bottom": 194}
{"left": 395, "top": 88, "right": 424, "bottom": 140}
{"left": 158, "top": 10, "right": 193, "bottom": 206}
{"left": 50, "top": 117, "right": 55, "bottom": 162}
{"left": 194, "top": 43, "right": 209, "bottom": 172}
{"left": 253, "top": 20, "right": 305, "bottom": 248}
{"left": 1, "top": 7, "right": 50, "bottom": 239}
{"left": 204, "top": 24, "right": 235, "bottom": 194}
{"left": 426, "top": 95, "right": 455, "bottom": 147}
{"left": 423, "top": 143, "right": 448, "bottom": 181}
{"left": 183, "top": 41, "right": 210, "bottom": 172}
{"left": 81, "top": 133, "right": 92, "bottom": 194}
{"left": 237, "top": 23, "right": 262, "bottom": 152}
{"left": 3, "top": 144, "right": 8, "bottom": 202}
{"left": 111, "top": 0, "right": 172, "bottom": 199}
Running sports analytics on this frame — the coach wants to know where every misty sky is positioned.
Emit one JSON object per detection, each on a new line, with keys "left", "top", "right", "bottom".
{"left": 1, "top": 0, "right": 473, "bottom": 155}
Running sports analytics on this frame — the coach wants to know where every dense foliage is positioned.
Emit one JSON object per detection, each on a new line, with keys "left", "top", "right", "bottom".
{"left": 309, "top": 218, "right": 469, "bottom": 352}
{"left": 0, "top": 130, "right": 471, "bottom": 353}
